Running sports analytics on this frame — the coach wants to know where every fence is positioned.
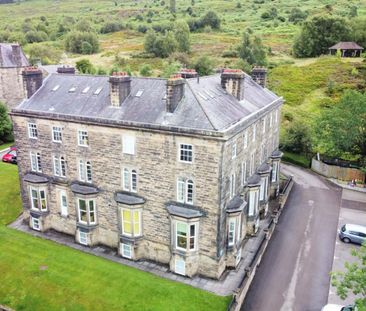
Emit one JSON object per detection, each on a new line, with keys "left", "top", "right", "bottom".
{"left": 311, "top": 158, "right": 365, "bottom": 182}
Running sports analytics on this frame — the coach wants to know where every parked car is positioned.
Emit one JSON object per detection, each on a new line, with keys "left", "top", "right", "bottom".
{"left": 339, "top": 224, "right": 366, "bottom": 245}
{"left": 1, "top": 147, "right": 17, "bottom": 164}
{"left": 321, "top": 304, "right": 357, "bottom": 311}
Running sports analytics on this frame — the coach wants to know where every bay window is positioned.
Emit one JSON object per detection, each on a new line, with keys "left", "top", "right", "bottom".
{"left": 121, "top": 208, "right": 141, "bottom": 237}
{"left": 175, "top": 221, "right": 198, "bottom": 251}
{"left": 248, "top": 188, "right": 259, "bottom": 217}
{"left": 30, "top": 187, "right": 47, "bottom": 211}
{"left": 77, "top": 199, "right": 96, "bottom": 225}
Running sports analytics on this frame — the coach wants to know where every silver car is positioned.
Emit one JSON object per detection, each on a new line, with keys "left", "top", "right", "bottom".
{"left": 339, "top": 224, "right": 366, "bottom": 245}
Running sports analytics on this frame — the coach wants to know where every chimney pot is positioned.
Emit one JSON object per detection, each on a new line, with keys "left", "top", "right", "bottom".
{"left": 57, "top": 66, "right": 76, "bottom": 74}
{"left": 166, "top": 74, "right": 185, "bottom": 113}
{"left": 179, "top": 68, "right": 198, "bottom": 79}
{"left": 109, "top": 72, "right": 131, "bottom": 107}
{"left": 221, "top": 69, "right": 245, "bottom": 101}
{"left": 251, "top": 66, "right": 267, "bottom": 88}
{"left": 22, "top": 66, "right": 43, "bottom": 98}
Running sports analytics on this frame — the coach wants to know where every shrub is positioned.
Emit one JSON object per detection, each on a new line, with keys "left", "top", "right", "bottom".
{"left": 100, "top": 22, "right": 123, "bottom": 34}
{"left": 139, "top": 64, "right": 152, "bottom": 76}
{"left": 76, "top": 59, "right": 95, "bottom": 74}
{"left": 25, "top": 30, "right": 48, "bottom": 43}
{"left": 194, "top": 55, "right": 214, "bottom": 76}
{"left": 0, "top": 102, "right": 13, "bottom": 145}
{"left": 65, "top": 31, "right": 99, "bottom": 54}
{"left": 288, "top": 8, "right": 308, "bottom": 24}
{"left": 27, "top": 43, "right": 62, "bottom": 65}
{"left": 201, "top": 10, "right": 220, "bottom": 29}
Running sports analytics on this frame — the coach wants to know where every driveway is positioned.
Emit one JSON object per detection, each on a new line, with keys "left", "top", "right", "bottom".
{"left": 328, "top": 189, "right": 366, "bottom": 306}
{"left": 242, "top": 164, "right": 343, "bottom": 311}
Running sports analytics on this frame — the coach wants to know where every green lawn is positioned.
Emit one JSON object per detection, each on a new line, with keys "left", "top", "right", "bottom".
{"left": 0, "top": 142, "right": 14, "bottom": 151}
{"left": 0, "top": 162, "right": 230, "bottom": 310}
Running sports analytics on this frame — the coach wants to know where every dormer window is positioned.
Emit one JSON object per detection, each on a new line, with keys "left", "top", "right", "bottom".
{"left": 52, "top": 85, "right": 60, "bottom": 92}
{"left": 69, "top": 86, "right": 76, "bottom": 93}
{"left": 82, "top": 86, "right": 90, "bottom": 94}
{"left": 94, "top": 87, "right": 102, "bottom": 95}
{"left": 135, "top": 89, "right": 144, "bottom": 97}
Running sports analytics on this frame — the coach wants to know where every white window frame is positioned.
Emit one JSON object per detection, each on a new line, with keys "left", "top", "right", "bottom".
{"left": 77, "top": 199, "right": 96, "bottom": 225}
{"left": 52, "top": 126, "right": 62, "bottom": 143}
{"left": 175, "top": 221, "right": 198, "bottom": 252}
{"left": 121, "top": 208, "right": 142, "bottom": 237}
{"left": 262, "top": 117, "right": 266, "bottom": 134}
{"left": 78, "top": 160, "right": 92, "bottom": 183}
{"left": 122, "top": 134, "right": 135, "bottom": 155}
{"left": 78, "top": 130, "right": 89, "bottom": 147}
{"left": 60, "top": 190, "right": 68, "bottom": 216}
{"left": 269, "top": 113, "right": 273, "bottom": 128}
{"left": 243, "top": 131, "right": 248, "bottom": 149}
{"left": 229, "top": 173, "right": 236, "bottom": 199}
{"left": 30, "top": 151, "right": 42, "bottom": 172}
{"left": 79, "top": 231, "right": 88, "bottom": 245}
{"left": 252, "top": 124, "right": 256, "bottom": 142}
{"left": 248, "top": 189, "right": 259, "bottom": 217}
{"left": 28, "top": 123, "right": 38, "bottom": 139}
{"left": 241, "top": 162, "right": 247, "bottom": 186}
{"left": 30, "top": 187, "right": 47, "bottom": 211}
{"left": 121, "top": 243, "right": 132, "bottom": 259}
{"left": 31, "top": 217, "right": 40, "bottom": 231}
{"left": 179, "top": 144, "right": 193, "bottom": 163}
{"left": 272, "top": 162, "right": 278, "bottom": 183}
{"left": 53, "top": 155, "right": 66, "bottom": 177}
{"left": 228, "top": 218, "right": 236, "bottom": 246}
{"left": 175, "top": 257, "right": 186, "bottom": 275}
{"left": 176, "top": 178, "right": 194, "bottom": 205}
{"left": 260, "top": 178, "right": 266, "bottom": 201}
{"left": 232, "top": 143, "right": 237, "bottom": 159}
{"left": 250, "top": 152, "right": 255, "bottom": 175}
{"left": 122, "top": 168, "right": 138, "bottom": 192}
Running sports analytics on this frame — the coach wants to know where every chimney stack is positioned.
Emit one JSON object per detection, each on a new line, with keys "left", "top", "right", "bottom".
{"left": 166, "top": 74, "right": 185, "bottom": 113}
{"left": 22, "top": 66, "right": 43, "bottom": 99}
{"left": 57, "top": 65, "right": 76, "bottom": 74}
{"left": 179, "top": 68, "right": 198, "bottom": 79}
{"left": 109, "top": 72, "right": 131, "bottom": 107}
{"left": 251, "top": 67, "right": 267, "bottom": 88}
{"left": 220, "top": 69, "right": 245, "bottom": 101}
{"left": 11, "top": 44, "right": 22, "bottom": 67}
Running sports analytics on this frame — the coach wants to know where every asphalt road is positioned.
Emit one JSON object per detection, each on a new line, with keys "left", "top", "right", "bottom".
{"left": 242, "top": 164, "right": 343, "bottom": 311}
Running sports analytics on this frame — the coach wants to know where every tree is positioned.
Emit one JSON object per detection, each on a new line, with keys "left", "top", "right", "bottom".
{"left": 0, "top": 102, "right": 13, "bottom": 144}
{"left": 281, "top": 121, "right": 312, "bottom": 155}
{"left": 331, "top": 242, "right": 366, "bottom": 309}
{"left": 194, "top": 55, "right": 213, "bottom": 76}
{"left": 170, "top": 0, "right": 176, "bottom": 13}
{"left": 174, "top": 21, "right": 190, "bottom": 53}
{"left": 238, "top": 31, "right": 267, "bottom": 66}
{"left": 139, "top": 64, "right": 152, "bottom": 76}
{"left": 65, "top": 31, "right": 99, "bottom": 54}
{"left": 350, "top": 18, "right": 366, "bottom": 50}
{"left": 144, "top": 30, "right": 177, "bottom": 58}
{"left": 293, "top": 16, "right": 351, "bottom": 58}
{"left": 288, "top": 8, "right": 308, "bottom": 24}
{"left": 76, "top": 59, "right": 95, "bottom": 74}
{"left": 314, "top": 90, "right": 366, "bottom": 168}
{"left": 201, "top": 11, "right": 220, "bottom": 29}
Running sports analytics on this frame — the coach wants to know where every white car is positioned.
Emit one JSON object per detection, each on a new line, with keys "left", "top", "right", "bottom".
{"left": 321, "top": 304, "right": 357, "bottom": 311}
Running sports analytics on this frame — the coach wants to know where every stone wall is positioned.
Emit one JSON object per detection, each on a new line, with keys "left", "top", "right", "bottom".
{"left": 0, "top": 67, "right": 26, "bottom": 109}
{"left": 12, "top": 116, "right": 224, "bottom": 278}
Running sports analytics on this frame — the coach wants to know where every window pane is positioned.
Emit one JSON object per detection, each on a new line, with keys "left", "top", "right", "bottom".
{"left": 187, "top": 180, "right": 194, "bottom": 204}
{"left": 177, "top": 179, "right": 185, "bottom": 202}
{"left": 79, "top": 199, "right": 87, "bottom": 222}
{"left": 86, "top": 162, "right": 92, "bottom": 182}
{"left": 54, "top": 156, "right": 60, "bottom": 176}
{"left": 123, "top": 135, "right": 135, "bottom": 155}
{"left": 177, "top": 236, "right": 187, "bottom": 249}
{"left": 177, "top": 222, "right": 187, "bottom": 249}
{"left": 79, "top": 160, "right": 85, "bottom": 181}
{"left": 180, "top": 144, "right": 192, "bottom": 162}
{"left": 40, "top": 190, "right": 47, "bottom": 211}
{"left": 189, "top": 224, "right": 196, "bottom": 250}
{"left": 133, "top": 210, "right": 140, "bottom": 235}
{"left": 123, "top": 169, "right": 130, "bottom": 191}
{"left": 60, "top": 157, "right": 66, "bottom": 177}
{"left": 177, "top": 223, "right": 187, "bottom": 235}
{"left": 131, "top": 170, "right": 137, "bottom": 192}
{"left": 37, "top": 153, "right": 42, "bottom": 172}
{"left": 31, "top": 189, "right": 39, "bottom": 209}
{"left": 123, "top": 210, "right": 132, "bottom": 234}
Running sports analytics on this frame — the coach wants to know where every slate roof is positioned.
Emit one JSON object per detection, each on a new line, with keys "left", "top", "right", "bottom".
{"left": 329, "top": 42, "right": 364, "bottom": 50}
{"left": 70, "top": 183, "right": 99, "bottom": 195}
{"left": 166, "top": 203, "right": 203, "bottom": 219}
{"left": 115, "top": 192, "right": 145, "bottom": 205}
{"left": 0, "top": 43, "right": 29, "bottom": 68}
{"left": 23, "top": 173, "right": 49, "bottom": 184}
{"left": 14, "top": 72, "right": 282, "bottom": 133}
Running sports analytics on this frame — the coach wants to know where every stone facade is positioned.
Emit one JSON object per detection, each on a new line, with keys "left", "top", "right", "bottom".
{"left": 11, "top": 69, "right": 283, "bottom": 279}
{"left": 0, "top": 43, "right": 29, "bottom": 109}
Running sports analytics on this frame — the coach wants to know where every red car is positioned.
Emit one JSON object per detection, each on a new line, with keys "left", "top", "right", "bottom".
{"left": 2, "top": 147, "right": 17, "bottom": 164}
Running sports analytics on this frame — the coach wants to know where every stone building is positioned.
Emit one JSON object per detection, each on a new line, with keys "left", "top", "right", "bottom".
{"left": 11, "top": 67, "right": 283, "bottom": 279}
{"left": 0, "top": 43, "right": 29, "bottom": 109}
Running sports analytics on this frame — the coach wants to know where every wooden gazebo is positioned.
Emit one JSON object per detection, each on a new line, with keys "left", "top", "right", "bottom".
{"left": 329, "top": 42, "right": 364, "bottom": 57}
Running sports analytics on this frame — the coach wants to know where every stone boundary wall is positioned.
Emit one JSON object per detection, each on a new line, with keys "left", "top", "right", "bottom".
{"left": 227, "top": 176, "right": 294, "bottom": 311}
{"left": 312, "top": 158, "right": 365, "bottom": 182}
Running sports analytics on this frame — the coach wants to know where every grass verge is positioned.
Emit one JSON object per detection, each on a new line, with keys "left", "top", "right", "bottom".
{"left": 0, "top": 162, "right": 230, "bottom": 310}
{"left": 282, "top": 151, "right": 311, "bottom": 168}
